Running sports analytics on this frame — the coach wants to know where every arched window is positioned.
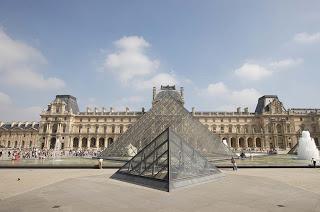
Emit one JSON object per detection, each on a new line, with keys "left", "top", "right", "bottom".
{"left": 276, "top": 124, "right": 282, "bottom": 134}
{"left": 52, "top": 124, "right": 58, "bottom": 133}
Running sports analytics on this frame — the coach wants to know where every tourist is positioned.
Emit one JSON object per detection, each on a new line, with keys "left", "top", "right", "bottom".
{"left": 231, "top": 157, "right": 237, "bottom": 171}
{"left": 311, "top": 158, "right": 317, "bottom": 168}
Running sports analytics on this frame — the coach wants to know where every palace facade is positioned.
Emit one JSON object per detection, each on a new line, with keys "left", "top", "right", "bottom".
{"left": 1, "top": 87, "right": 320, "bottom": 151}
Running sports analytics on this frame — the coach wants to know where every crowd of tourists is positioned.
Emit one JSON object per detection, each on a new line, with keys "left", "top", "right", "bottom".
{"left": 0, "top": 148, "right": 101, "bottom": 161}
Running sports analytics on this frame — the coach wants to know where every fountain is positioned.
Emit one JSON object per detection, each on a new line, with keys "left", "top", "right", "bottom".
{"left": 297, "top": 131, "right": 320, "bottom": 160}
{"left": 52, "top": 138, "right": 62, "bottom": 160}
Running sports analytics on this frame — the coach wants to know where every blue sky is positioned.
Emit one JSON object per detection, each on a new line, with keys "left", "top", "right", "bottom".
{"left": 0, "top": 0, "right": 320, "bottom": 121}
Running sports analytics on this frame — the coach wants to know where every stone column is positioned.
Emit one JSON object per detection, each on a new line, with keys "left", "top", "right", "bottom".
{"left": 87, "top": 137, "right": 90, "bottom": 149}
{"left": 104, "top": 137, "right": 108, "bottom": 148}
{"left": 79, "top": 137, "right": 82, "bottom": 150}
{"left": 236, "top": 137, "right": 239, "bottom": 150}
{"left": 95, "top": 137, "right": 99, "bottom": 149}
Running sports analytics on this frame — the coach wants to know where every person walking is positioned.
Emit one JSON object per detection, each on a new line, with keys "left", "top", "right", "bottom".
{"left": 311, "top": 158, "right": 317, "bottom": 168}
{"left": 231, "top": 157, "right": 237, "bottom": 171}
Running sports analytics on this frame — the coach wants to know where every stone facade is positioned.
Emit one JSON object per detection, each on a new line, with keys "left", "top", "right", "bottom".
{"left": 1, "top": 88, "right": 320, "bottom": 151}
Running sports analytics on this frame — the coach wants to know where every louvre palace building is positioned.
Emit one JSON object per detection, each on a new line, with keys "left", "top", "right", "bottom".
{"left": 1, "top": 86, "right": 320, "bottom": 151}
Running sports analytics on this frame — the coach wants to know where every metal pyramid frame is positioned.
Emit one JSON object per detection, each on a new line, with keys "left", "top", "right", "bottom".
{"left": 99, "top": 89, "right": 232, "bottom": 160}
{"left": 111, "top": 128, "right": 223, "bottom": 191}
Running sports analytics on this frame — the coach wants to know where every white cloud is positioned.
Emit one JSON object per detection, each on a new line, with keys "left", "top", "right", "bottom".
{"left": 103, "top": 35, "right": 179, "bottom": 90}
{"left": 293, "top": 32, "right": 320, "bottom": 44}
{"left": 270, "top": 58, "right": 304, "bottom": 69}
{"left": 206, "top": 82, "right": 229, "bottom": 96}
{"left": 104, "top": 36, "right": 160, "bottom": 83}
{"left": 234, "top": 58, "right": 303, "bottom": 81}
{"left": 0, "top": 29, "right": 65, "bottom": 89}
{"left": 0, "top": 91, "right": 12, "bottom": 105}
{"left": 200, "top": 82, "right": 261, "bottom": 110}
{"left": 134, "top": 73, "right": 177, "bottom": 90}
{"left": 234, "top": 63, "right": 272, "bottom": 81}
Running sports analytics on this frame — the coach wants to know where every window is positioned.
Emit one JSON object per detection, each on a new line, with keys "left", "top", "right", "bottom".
{"left": 228, "top": 125, "right": 232, "bottom": 133}
{"left": 221, "top": 118, "right": 223, "bottom": 122}
{"left": 212, "top": 125, "right": 216, "bottom": 133}
{"left": 300, "top": 117, "right": 303, "bottom": 121}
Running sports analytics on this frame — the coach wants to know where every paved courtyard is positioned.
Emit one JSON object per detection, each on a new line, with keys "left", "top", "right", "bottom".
{"left": 0, "top": 168, "right": 319, "bottom": 212}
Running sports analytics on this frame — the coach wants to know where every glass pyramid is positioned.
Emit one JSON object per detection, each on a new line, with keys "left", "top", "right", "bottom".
{"left": 111, "top": 128, "right": 223, "bottom": 191}
{"left": 99, "top": 88, "right": 232, "bottom": 160}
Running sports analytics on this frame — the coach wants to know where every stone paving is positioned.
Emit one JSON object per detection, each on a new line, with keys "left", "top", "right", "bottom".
{"left": 0, "top": 168, "right": 319, "bottom": 212}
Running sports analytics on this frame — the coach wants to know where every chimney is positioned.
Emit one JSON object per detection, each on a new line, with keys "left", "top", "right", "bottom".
{"left": 94, "top": 107, "right": 98, "bottom": 113}
{"left": 152, "top": 87, "right": 156, "bottom": 100}
{"left": 125, "top": 107, "right": 130, "bottom": 113}
{"left": 110, "top": 107, "right": 114, "bottom": 113}
{"left": 180, "top": 87, "right": 184, "bottom": 99}
{"left": 102, "top": 107, "right": 106, "bottom": 113}
{"left": 86, "top": 107, "right": 90, "bottom": 113}
{"left": 192, "top": 107, "right": 195, "bottom": 115}
{"left": 244, "top": 107, "right": 249, "bottom": 113}
{"left": 142, "top": 107, "right": 145, "bottom": 113}
{"left": 237, "top": 107, "right": 241, "bottom": 113}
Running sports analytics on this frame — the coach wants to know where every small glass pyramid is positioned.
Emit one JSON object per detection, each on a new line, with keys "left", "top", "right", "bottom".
{"left": 111, "top": 128, "right": 223, "bottom": 192}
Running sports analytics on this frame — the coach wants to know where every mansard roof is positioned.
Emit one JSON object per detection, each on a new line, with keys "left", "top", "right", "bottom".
{"left": 54, "top": 95, "right": 79, "bottom": 113}
{"left": 0, "top": 122, "right": 39, "bottom": 131}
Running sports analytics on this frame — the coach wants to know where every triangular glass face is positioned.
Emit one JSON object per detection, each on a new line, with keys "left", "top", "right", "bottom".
{"left": 111, "top": 128, "right": 223, "bottom": 192}
{"left": 100, "top": 90, "right": 232, "bottom": 160}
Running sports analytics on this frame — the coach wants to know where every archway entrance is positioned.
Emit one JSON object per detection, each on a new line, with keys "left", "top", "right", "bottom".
{"left": 50, "top": 137, "right": 56, "bottom": 149}
{"left": 256, "top": 138, "right": 262, "bottom": 148}
{"left": 108, "top": 138, "right": 114, "bottom": 146}
{"left": 248, "top": 137, "right": 254, "bottom": 148}
{"left": 99, "top": 138, "right": 105, "bottom": 148}
{"left": 231, "top": 137, "right": 236, "bottom": 148}
{"left": 222, "top": 137, "right": 228, "bottom": 146}
{"left": 73, "top": 137, "right": 79, "bottom": 148}
{"left": 90, "top": 137, "right": 96, "bottom": 148}
{"left": 82, "top": 137, "right": 88, "bottom": 148}
{"left": 239, "top": 137, "right": 245, "bottom": 148}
